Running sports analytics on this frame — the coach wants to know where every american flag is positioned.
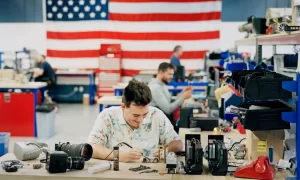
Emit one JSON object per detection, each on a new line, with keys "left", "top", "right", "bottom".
{"left": 46, "top": 0, "right": 221, "bottom": 78}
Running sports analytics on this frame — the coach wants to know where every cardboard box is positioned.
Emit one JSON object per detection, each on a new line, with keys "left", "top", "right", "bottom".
{"left": 246, "top": 130, "right": 285, "bottom": 163}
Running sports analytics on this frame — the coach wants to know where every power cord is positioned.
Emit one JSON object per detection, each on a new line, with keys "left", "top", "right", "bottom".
{"left": 229, "top": 138, "right": 246, "bottom": 151}
{"left": 104, "top": 142, "right": 133, "bottom": 160}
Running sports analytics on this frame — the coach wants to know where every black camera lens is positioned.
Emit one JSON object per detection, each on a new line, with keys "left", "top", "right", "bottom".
{"left": 55, "top": 142, "right": 93, "bottom": 161}
{"left": 67, "top": 157, "right": 85, "bottom": 170}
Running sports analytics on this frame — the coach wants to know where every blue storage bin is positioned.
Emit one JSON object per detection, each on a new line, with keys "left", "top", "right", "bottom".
{"left": 0, "top": 133, "right": 10, "bottom": 157}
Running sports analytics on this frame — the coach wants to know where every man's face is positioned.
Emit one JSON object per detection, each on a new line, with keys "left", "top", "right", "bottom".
{"left": 161, "top": 68, "right": 174, "bottom": 84}
{"left": 122, "top": 103, "right": 149, "bottom": 129}
{"left": 177, "top": 48, "right": 183, "bottom": 57}
{"left": 37, "top": 56, "right": 44, "bottom": 63}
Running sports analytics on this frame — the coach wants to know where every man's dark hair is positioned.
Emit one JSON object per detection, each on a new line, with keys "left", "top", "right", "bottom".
{"left": 158, "top": 62, "right": 174, "bottom": 73}
{"left": 122, "top": 80, "right": 152, "bottom": 107}
{"left": 173, "top": 45, "right": 182, "bottom": 52}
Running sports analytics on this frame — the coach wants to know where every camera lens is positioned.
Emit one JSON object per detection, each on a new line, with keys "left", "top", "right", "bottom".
{"left": 56, "top": 143, "right": 93, "bottom": 161}
{"left": 67, "top": 157, "right": 85, "bottom": 170}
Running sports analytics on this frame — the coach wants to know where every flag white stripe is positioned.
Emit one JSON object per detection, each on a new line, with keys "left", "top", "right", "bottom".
{"left": 122, "top": 58, "right": 204, "bottom": 69}
{"left": 47, "top": 57, "right": 203, "bottom": 70}
{"left": 109, "top": 1, "right": 221, "bottom": 14}
{"left": 46, "top": 39, "right": 220, "bottom": 51}
{"left": 46, "top": 20, "right": 221, "bottom": 32}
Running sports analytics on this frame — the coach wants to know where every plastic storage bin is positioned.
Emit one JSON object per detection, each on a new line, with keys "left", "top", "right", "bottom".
{"left": 36, "top": 110, "right": 56, "bottom": 139}
{"left": 239, "top": 100, "right": 291, "bottom": 131}
{"left": 231, "top": 70, "right": 263, "bottom": 90}
{"left": 0, "top": 133, "right": 10, "bottom": 157}
{"left": 239, "top": 71, "right": 292, "bottom": 100}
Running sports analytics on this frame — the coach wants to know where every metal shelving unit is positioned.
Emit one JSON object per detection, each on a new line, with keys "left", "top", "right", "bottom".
{"left": 235, "top": 32, "right": 300, "bottom": 179}
{"left": 0, "top": 52, "right": 3, "bottom": 69}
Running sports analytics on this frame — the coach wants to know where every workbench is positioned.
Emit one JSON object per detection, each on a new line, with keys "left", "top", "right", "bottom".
{"left": 0, "top": 130, "right": 291, "bottom": 179}
{"left": 97, "top": 96, "right": 122, "bottom": 112}
{"left": 112, "top": 82, "right": 208, "bottom": 96}
{"left": 0, "top": 82, "right": 47, "bottom": 137}
{"left": 55, "top": 70, "right": 95, "bottom": 105}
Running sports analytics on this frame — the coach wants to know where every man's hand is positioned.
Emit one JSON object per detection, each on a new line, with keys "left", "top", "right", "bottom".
{"left": 182, "top": 88, "right": 193, "bottom": 99}
{"left": 119, "top": 149, "right": 143, "bottom": 163}
{"left": 183, "top": 86, "right": 192, "bottom": 92}
{"left": 151, "top": 149, "right": 165, "bottom": 159}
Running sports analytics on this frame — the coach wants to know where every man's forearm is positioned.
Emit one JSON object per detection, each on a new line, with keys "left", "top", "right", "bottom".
{"left": 167, "top": 140, "right": 184, "bottom": 152}
{"left": 90, "top": 143, "right": 114, "bottom": 160}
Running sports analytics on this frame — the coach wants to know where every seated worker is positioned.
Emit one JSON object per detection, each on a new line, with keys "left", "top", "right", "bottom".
{"left": 34, "top": 55, "right": 55, "bottom": 86}
{"left": 88, "top": 80, "right": 183, "bottom": 163}
{"left": 148, "top": 63, "right": 193, "bottom": 127}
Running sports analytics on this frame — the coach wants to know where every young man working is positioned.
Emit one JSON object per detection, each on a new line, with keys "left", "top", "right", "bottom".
{"left": 148, "top": 63, "right": 193, "bottom": 119}
{"left": 88, "top": 80, "right": 183, "bottom": 163}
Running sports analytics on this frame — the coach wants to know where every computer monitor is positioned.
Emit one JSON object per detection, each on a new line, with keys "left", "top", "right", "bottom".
{"left": 174, "top": 65, "right": 185, "bottom": 82}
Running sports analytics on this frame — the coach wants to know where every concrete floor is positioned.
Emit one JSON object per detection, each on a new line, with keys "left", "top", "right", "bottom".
{"left": 8, "top": 104, "right": 100, "bottom": 152}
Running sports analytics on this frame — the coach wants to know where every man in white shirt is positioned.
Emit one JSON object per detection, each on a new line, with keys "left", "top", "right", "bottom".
{"left": 88, "top": 80, "right": 183, "bottom": 163}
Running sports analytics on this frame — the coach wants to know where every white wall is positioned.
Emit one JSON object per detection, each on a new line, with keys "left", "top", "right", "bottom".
{"left": 0, "top": 22, "right": 296, "bottom": 61}
{"left": 0, "top": 23, "right": 46, "bottom": 55}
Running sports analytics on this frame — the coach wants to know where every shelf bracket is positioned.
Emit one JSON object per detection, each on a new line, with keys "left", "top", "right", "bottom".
{"left": 282, "top": 112, "right": 297, "bottom": 123}
{"left": 282, "top": 81, "right": 297, "bottom": 93}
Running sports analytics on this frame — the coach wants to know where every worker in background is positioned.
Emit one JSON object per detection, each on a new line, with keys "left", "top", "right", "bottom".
{"left": 34, "top": 55, "right": 56, "bottom": 103}
{"left": 88, "top": 80, "right": 183, "bottom": 163}
{"left": 148, "top": 62, "right": 193, "bottom": 131}
{"left": 170, "top": 45, "right": 183, "bottom": 69}
{"left": 34, "top": 55, "right": 55, "bottom": 85}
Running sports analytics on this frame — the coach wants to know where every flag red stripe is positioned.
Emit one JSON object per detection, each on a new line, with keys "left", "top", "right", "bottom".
{"left": 109, "top": 12, "right": 221, "bottom": 21}
{"left": 47, "top": 50, "right": 207, "bottom": 59}
{"left": 47, "top": 31, "right": 219, "bottom": 40}
{"left": 111, "top": 0, "right": 220, "bottom": 2}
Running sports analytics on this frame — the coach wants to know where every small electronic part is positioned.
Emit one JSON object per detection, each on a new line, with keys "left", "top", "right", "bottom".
{"left": 166, "top": 152, "right": 177, "bottom": 174}
{"left": 139, "top": 169, "right": 158, "bottom": 174}
{"left": 284, "top": 25, "right": 300, "bottom": 32}
{"left": 142, "top": 157, "right": 159, "bottom": 163}
{"left": 33, "top": 164, "right": 43, "bottom": 169}
{"left": 113, "top": 146, "right": 119, "bottom": 171}
{"left": 1, "top": 160, "right": 24, "bottom": 172}
{"left": 176, "top": 161, "right": 186, "bottom": 174}
{"left": 129, "top": 165, "right": 151, "bottom": 172}
{"left": 88, "top": 162, "right": 112, "bottom": 174}
{"left": 234, "top": 144, "right": 246, "bottom": 160}
{"left": 163, "top": 140, "right": 167, "bottom": 163}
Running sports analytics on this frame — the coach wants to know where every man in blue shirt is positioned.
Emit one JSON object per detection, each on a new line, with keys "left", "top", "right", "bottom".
{"left": 170, "top": 45, "right": 183, "bottom": 68}
{"left": 34, "top": 55, "right": 55, "bottom": 84}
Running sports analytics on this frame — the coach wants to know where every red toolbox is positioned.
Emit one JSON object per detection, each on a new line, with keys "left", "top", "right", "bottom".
{"left": 0, "top": 92, "right": 35, "bottom": 136}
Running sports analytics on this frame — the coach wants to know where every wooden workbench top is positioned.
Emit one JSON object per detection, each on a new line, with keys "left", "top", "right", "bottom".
{"left": 0, "top": 82, "right": 47, "bottom": 89}
{"left": 97, "top": 96, "right": 122, "bottom": 105}
{"left": 55, "top": 70, "right": 94, "bottom": 75}
{"left": 0, "top": 129, "right": 292, "bottom": 180}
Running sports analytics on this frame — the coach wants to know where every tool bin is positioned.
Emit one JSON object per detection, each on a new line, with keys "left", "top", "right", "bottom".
{"left": 0, "top": 132, "right": 10, "bottom": 157}
{"left": 239, "top": 71, "right": 293, "bottom": 100}
{"left": 231, "top": 70, "right": 262, "bottom": 90}
{"left": 238, "top": 100, "right": 291, "bottom": 131}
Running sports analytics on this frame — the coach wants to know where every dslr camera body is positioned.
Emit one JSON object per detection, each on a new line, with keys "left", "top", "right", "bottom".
{"left": 45, "top": 142, "right": 93, "bottom": 173}
{"left": 46, "top": 151, "right": 85, "bottom": 173}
